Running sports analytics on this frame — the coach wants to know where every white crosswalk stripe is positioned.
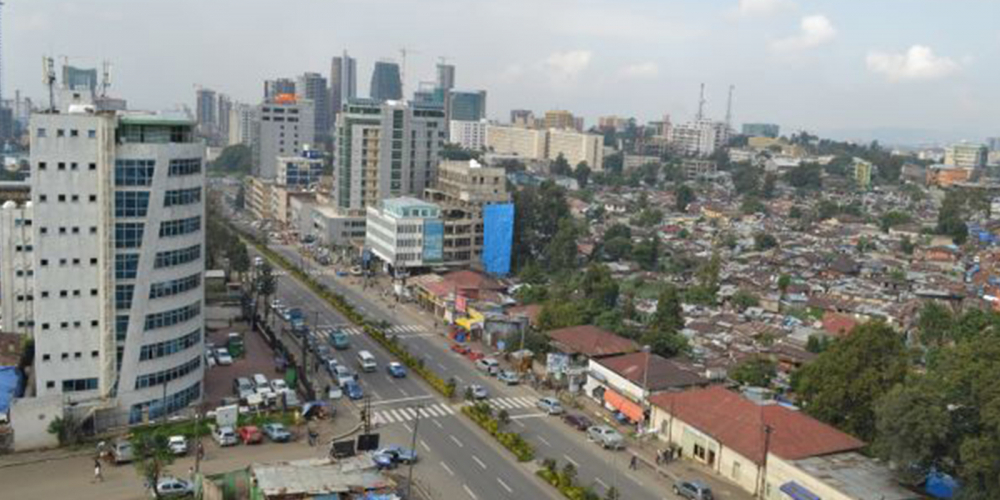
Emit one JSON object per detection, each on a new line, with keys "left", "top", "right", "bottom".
{"left": 372, "top": 403, "right": 456, "bottom": 426}
{"left": 485, "top": 397, "right": 537, "bottom": 411}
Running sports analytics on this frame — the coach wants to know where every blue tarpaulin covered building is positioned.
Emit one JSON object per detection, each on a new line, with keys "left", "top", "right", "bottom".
{"left": 0, "top": 366, "right": 22, "bottom": 415}
{"left": 482, "top": 203, "right": 514, "bottom": 277}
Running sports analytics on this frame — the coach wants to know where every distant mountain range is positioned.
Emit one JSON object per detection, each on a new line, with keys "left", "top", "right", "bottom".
{"left": 816, "top": 127, "right": 992, "bottom": 148}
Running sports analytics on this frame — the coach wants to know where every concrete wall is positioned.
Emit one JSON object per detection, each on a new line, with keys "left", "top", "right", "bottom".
{"left": 764, "top": 455, "right": 851, "bottom": 500}
{"left": 10, "top": 394, "right": 63, "bottom": 451}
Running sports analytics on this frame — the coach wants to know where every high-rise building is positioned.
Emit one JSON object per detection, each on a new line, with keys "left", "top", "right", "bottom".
{"left": 424, "top": 159, "right": 509, "bottom": 266}
{"left": 510, "top": 109, "right": 535, "bottom": 128}
{"left": 547, "top": 129, "right": 604, "bottom": 170}
{"left": 216, "top": 94, "right": 232, "bottom": 144}
{"left": 195, "top": 89, "right": 217, "bottom": 136}
{"left": 486, "top": 125, "right": 547, "bottom": 159}
{"left": 333, "top": 99, "right": 445, "bottom": 214}
{"left": 264, "top": 78, "right": 296, "bottom": 100}
{"left": 742, "top": 123, "right": 780, "bottom": 138}
{"left": 330, "top": 52, "right": 357, "bottom": 121}
{"left": 945, "top": 143, "right": 988, "bottom": 169}
{"left": 448, "top": 90, "right": 486, "bottom": 122}
{"left": 369, "top": 61, "right": 403, "bottom": 101}
{"left": 0, "top": 201, "right": 34, "bottom": 334}
{"left": 544, "top": 110, "right": 578, "bottom": 131}
{"left": 449, "top": 120, "right": 488, "bottom": 151}
{"left": 276, "top": 149, "right": 324, "bottom": 188}
{"left": 854, "top": 158, "right": 873, "bottom": 189}
{"left": 62, "top": 66, "right": 98, "bottom": 92}
{"left": 670, "top": 119, "right": 731, "bottom": 157}
{"left": 228, "top": 102, "right": 255, "bottom": 146}
{"left": 13, "top": 81, "right": 206, "bottom": 421}
{"left": 436, "top": 63, "right": 455, "bottom": 91}
{"left": 297, "top": 72, "right": 330, "bottom": 140}
{"left": 988, "top": 137, "right": 1000, "bottom": 152}
{"left": 254, "top": 95, "right": 315, "bottom": 178}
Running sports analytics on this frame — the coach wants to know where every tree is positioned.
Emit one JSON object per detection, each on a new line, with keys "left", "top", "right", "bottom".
{"left": 605, "top": 223, "right": 632, "bottom": 241}
{"left": 793, "top": 321, "right": 908, "bottom": 442}
{"left": 133, "top": 434, "right": 175, "bottom": 499}
{"left": 581, "top": 264, "right": 620, "bottom": 310}
{"left": 605, "top": 486, "right": 621, "bottom": 500}
{"left": 640, "top": 327, "right": 689, "bottom": 358}
{"left": 754, "top": 232, "right": 778, "bottom": 251}
{"left": 730, "top": 356, "right": 777, "bottom": 387}
{"left": 634, "top": 207, "right": 664, "bottom": 227}
{"left": 761, "top": 173, "right": 777, "bottom": 199}
{"left": 641, "top": 162, "right": 661, "bottom": 186}
{"left": 777, "top": 274, "right": 792, "bottom": 298}
{"left": 786, "top": 163, "right": 823, "bottom": 190}
{"left": 512, "top": 181, "right": 570, "bottom": 272}
{"left": 937, "top": 190, "right": 968, "bottom": 245}
{"left": 740, "top": 196, "right": 766, "bottom": 215}
{"left": 210, "top": 144, "right": 252, "bottom": 175}
{"left": 543, "top": 218, "right": 580, "bottom": 273}
{"left": 550, "top": 153, "right": 572, "bottom": 176}
{"left": 899, "top": 235, "right": 916, "bottom": 255}
{"left": 674, "top": 184, "right": 695, "bottom": 212}
{"left": 731, "top": 289, "right": 760, "bottom": 311}
{"left": 632, "top": 236, "right": 660, "bottom": 271}
{"left": 574, "top": 162, "right": 592, "bottom": 189}
{"left": 650, "top": 285, "right": 684, "bottom": 333}
{"left": 602, "top": 237, "right": 633, "bottom": 262}
{"left": 731, "top": 163, "right": 760, "bottom": 195}
{"left": 880, "top": 210, "right": 913, "bottom": 233}
{"left": 256, "top": 262, "right": 278, "bottom": 322}
{"left": 916, "top": 302, "right": 954, "bottom": 348}
{"left": 805, "top": 335, "right": 832, "bottom": 353}
{"left": 228, "top": 241, "right": 251, "bottom": 280}
{"left": 234, "top": 184, "right": 246, "bottom": 209}
{"left": 873, "top": 379, "right": 951, "bottom": 482}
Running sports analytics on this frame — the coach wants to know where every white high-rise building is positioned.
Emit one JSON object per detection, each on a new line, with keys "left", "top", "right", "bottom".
{"left": 20, "top": 100, "right": 205, "bottom": 422}
{"left": 254, "top": 95, "right": 315, "bottom": 179}
{"left": 449, "top": 120, "right": 488, "bottom": 151}
{"left": 669, "top": 119, "right": 730, "bottom": 157}
{"left": 0, "top": 201, "right": 34, "bottom": 334}
{"left": 228, "top": 102, "right": 254, "bottom": 146}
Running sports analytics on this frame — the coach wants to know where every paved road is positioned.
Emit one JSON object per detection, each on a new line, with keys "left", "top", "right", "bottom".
{"left": 254, "top": 248, "right": 558, "bottom": 500}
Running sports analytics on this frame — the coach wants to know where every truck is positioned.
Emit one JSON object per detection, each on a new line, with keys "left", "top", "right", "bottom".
{"left": 287, "top": 308, "right": 308, "bottom": 335}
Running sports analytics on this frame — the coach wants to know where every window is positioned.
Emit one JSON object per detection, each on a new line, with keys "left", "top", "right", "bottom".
{"left": 168, "top": 158, "right": 201, "bottom": 177}
{"left": 89, "top": 162, "right": 96, "bottom": 171}
{"left": 114, "top": 159, "right": 155, "bottom": 186}
{"left": 115, "top": 284, "right": 135, "bottom": 310}
{"left": 62, "top": 378, "right": 98, "bottom": 393}
{"left": 57, "top": 129, "right": 65, "bottom": 138}
{"left": 116, "top": 254, "right": 140, "bottom": 280}
{"left": 40, "top": 227, "right": 48, "bottom": 235}
{"left": 88, "top": 130, "right": 96, "bottom": 139}
{"left": 42, "top": 354, "right": 50, "bottom": 361}
{"left": 46, "top": 381, "right": 55, "bottom": 389}
{"left": 116, "top": 316, "right": 129, "bottom": 342}
{"left": 134, "top": 357, "right": 201, "bottom": 389}
{"left": 115, "top": 222, "right": 144, "bottom": 248}
{"left": 58, "top": 194, "right": 66, "bottom": 202}
{"left": 37, "top": 128, "right": 47, "bottom": 138}
{"left": 38, "top": 162, "right": 47, "bottom": 170}
{"left": 163, "top": 188, "right": 201, "bottom": 207}
{"left": 89, "top": 195, "right": 97, "bottom": 202}
{"left": 70, "top": 130, "right": 79, "bottom": 137}
{"left": 149, "top": 273, "right": 201, "bottom": 299}
{"left": 159, "top": 216, "right": 200, "bottom": 238}
{"left": 90, "top": 258, "right": 98, "bottom": 265}
{"left": 71, "top": 194, "right": 79, "bottom": 201}
{"left": 41, "top": 291, "right": 49, "bottom": 298}
{"left": 129, "top": 381, "right": 200, "bottom": 423}
{"left": 58, "top": 163, "right": 66, "bottom": 171}
{"left": 154, "top": 245, "right": 200, "bottom": 268}
{"left": 139, "top": 329, "right": 201, "bottom": 361}
{"left": 144, "top": 302, "right": 200, "bottom": 331}
{"left": 41, "top": 259, "right": 48, "bottom": 266}
{"left": 114, "top": 191, "right": 151, "bottom": 217}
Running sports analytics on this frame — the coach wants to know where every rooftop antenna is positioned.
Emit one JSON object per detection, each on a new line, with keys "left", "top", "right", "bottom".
{"left": 42, "top": 56, "right": 56, "bottom": 112}
{"left": 696, "top": 83, "right": 706, "bottom": 121}
{"left": 725, "top": 84, "right": 735, "bottom": 131}
{"left": 100, "top": 60, "right": 112, "bottom": 98}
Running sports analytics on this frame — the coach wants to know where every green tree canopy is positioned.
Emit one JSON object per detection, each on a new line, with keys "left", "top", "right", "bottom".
{"left": 730, "top": 356, "right": 777, "bottom": 387}
{"left": 210, "top": 144, "right": 252, "bottom": 175}
{"left": 674, "top": 184, "right": 695, "bottom": 212}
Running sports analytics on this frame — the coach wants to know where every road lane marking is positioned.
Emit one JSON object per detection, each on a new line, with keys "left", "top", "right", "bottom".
{"left": 420, "top": 439, "right": 431, "bottom": 452}
{"left": 513, "top": 420, "right": 525, "bottom": 428}
{"left": 370, "top": 395, "right": 434, "bottom": 406}
{"left": 449, "top": 435, "right": 464, "bottom": 448}
{"left": 497, "top": 477, "right": 513, "bottom": 494}
{"left": 463, "top": 484, "right": 478, "bottom": 500}
{"left": 402, "top": 422, "right": 412, "bottom": 433}
{"left": 538, "top": 436, "right": 551, "bottom": 447}
{"left": 432, "top": 420, "right": 444, "bottom": 429}
{"left": 398, "top": 387, "right": 409, "bottom": 397}
{"left": 440, "top": 461, "right": 455, "bottom": 476}
{"left": 371, "top": 390, "right": 382, "bottom": 400}
{"left": 438, "top": 362, "right": 447, "bottom": 370}
{"left": 510, "top": 413, "right": 547, "bottom": 420}
{"left": 563, "top": 455, "right": 579, "bottom": 467}
{"left": 595, "top": 478, "right": 609, "bottom": 489}
{"left": 472, "top": 455, "right": 487, "bottom": 470}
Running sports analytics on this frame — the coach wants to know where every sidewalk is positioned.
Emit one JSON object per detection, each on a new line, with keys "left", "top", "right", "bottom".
{"left": 0, "top": 446, "right": 95, "bottom": 469}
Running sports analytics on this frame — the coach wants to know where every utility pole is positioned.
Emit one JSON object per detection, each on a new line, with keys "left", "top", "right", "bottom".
{"left": 758, "top": 423, "right": 773, "bottom": 498}
{"left": 406, "top": 404, "right": 422, "bottom": 499}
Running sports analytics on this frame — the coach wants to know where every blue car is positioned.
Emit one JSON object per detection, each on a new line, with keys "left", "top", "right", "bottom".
{"left": 373, "top": 445, "right": 418, "bottom": 469}
{"left": 344, "top": 380, "right": 364, "bottom": 400}
{"left": 387, "top": 362, "right": 407, "bottom": 378}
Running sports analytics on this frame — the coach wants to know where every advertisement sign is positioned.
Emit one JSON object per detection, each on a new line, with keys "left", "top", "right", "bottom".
{"left": 546, "top": 353, "right": 570, "bottom": 376}
{"left": 423, "top": 220, "right": 444, "bottom": 263}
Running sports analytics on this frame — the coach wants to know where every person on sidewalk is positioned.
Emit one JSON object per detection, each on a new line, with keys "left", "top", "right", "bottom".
{"left": 629, "top": 455, "right": 638, "bottom": 470}
{"left": 93, "top": 458, "right": 103, "bottom": 483}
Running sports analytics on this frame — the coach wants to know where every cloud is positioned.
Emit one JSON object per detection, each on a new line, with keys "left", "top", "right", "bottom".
{"left": 771, "top": 15, "right": 836, "bottom": 52}
{"left": 619, "top": 62, "right": 660, "bottom": 79}
{"left": 866, "top": 45, "right": 960, "bottom": 82}
{"left": 736, "top": 0, "right": 795, "bottom": 16}
{"left": 543, "top": 50, "right": 593, "bottom": 83}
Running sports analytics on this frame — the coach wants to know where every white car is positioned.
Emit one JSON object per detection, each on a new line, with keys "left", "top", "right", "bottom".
{"left": 214, "top": 426, "right": 238, "bottom": 447}
{"left": 166, "top": 435, "right": 188, "bottom": 456}
{"left": 215, "top": 348, "right": 233, "bottom": 366}
{"left": 153, "top": 477, "right": 194, "bottom": 498}
{"left": 269, "top": 379, "right": 288, "bottom": 393}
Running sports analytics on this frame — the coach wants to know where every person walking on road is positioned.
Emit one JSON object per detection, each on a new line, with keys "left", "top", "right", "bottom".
{"left": 629, "top": 455, "right": 638, "bottom": 470}
{"left": 93, "top": 458, "right": 103, "bottom": 483}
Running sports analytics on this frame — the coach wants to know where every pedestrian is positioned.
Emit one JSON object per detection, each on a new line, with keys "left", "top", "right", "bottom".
{"left": 655, "top": 450, "right": 663, "bottom": 465}
{"left": 93, "top": 458, "right": 103, "bottom": 483}
{"left": 188, "top": 466, "right": 195, "bottom": 482}
{"left": 196, "top": 442, "right": 205, "bottom": 462}
{"left": 629, "top": 455, "right": 638, "bottom": 470}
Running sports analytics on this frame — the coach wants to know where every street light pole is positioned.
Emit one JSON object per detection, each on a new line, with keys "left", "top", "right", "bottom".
{"left": 641, "top": 345, "right": 651, "bottom": 440}
{"left": 406, "top": 404, "right": 422, "bottom": 499}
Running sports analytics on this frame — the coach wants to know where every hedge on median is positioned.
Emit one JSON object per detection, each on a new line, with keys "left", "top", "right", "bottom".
{"left": 461, "top": 402, "right": 535, "bottom": 462}
{"left": 536, "top": 458, "right": 603, "bottom": 500}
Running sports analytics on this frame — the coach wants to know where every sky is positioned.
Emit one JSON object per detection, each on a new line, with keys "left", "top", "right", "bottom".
{"left": 4, "top": 0, "right": 999, "bottom": 144}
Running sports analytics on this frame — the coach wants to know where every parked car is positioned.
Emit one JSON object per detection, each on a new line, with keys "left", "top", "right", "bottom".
{"left": 536, "top": 397, "right": 564, "bottom": 415}
{"left": 153, "top": 477, "right": 194, "bottom": 498}
{"left": 562, "top": 413, "right": 593, "bottom": 431}
{"left": 498, "top": 370, "right": 520, "bottom": 385}
{"left": 269, "top": 379, "right": 289, "bottom": 394}
{"left": 166, "top": 435, "right": 188, "bottom": 456}
{"left": 215, "top": 348, "right": 233, "bottom": 366}
{"left": 262, "top": 423, "right": 292, "bottom": 442}
{"left": 450, "top": 343, "right": 470, "bottom": 355}
{"left": 234, "top": 377, "right": 255, "bottom": 401}
{"left": 387, "top": 362, "right": 407, "bottom": 378}
{"left": 333, "top": 365, "right": 357, "bottom": 387}
{"left": 214, "top": 426, "right": 238, "bottom": 447}
{"left": 475, "top": 358, "right": 500, "bottom": 376}
{"left": 673, "top": 480, "right": 714, "bottom": 500}
{"left": 373, "top": 445, "right": 418, "bottom": 469}
{"left": 282, "top": 391, "right": 303, "bottom": 410}
{"left": 251, "top": 373, "right": 269, "bottom": 390}
{"left": 587, "top": 425, "right": 625, "bottom": 450}
{"left": 327, "top": 384, "right": 343, "bottom": 400}
{"left": 238, "top": 425, "right": 263, "bottom": 444}
{"left": 110, "top": 439, "right": 134, "bottom": 464}
{"left": 344, "top": 380, "right": 364, "bottom": 400}
{"left": 465, "top": 350, "right": 485, "bottom": 362}
{"left": 468, "top": 384, "right": 489, "bottom": 400}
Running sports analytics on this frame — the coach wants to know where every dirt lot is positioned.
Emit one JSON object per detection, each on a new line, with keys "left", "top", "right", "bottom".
{"left": 203, "top": 306, "right": 283, "bottom": 407}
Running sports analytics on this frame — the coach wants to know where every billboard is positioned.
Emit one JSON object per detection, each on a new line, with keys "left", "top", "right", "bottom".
{"left": 423, "top": 220, "right": 444, "bottom": 263}
{"left": 482, "top": 203, "right": 514, "bottom": 276}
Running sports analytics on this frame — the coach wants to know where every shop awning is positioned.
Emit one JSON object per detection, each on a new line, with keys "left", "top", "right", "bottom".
{"left": 780, "top": 481, "right": 821, "bottom": 500}
{"left": 604, "top": 389, "right": 644, "bottom": 423}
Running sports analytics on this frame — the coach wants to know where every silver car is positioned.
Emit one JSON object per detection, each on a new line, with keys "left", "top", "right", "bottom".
{"left": 587, "top": 425, "right": 625, "bottom": 450}
{"left": 536, "top": 397, "right": 564, "bottom": 415}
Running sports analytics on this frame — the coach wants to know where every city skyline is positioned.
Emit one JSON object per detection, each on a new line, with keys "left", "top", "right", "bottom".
{"left": 4, "top": 0, "right": 999, "bottom": 144}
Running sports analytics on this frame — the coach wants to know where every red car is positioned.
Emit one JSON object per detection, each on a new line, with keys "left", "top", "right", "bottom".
{"left": 465, "top": 350, "right": 484, "bottom": 362}
{"left": 450, "top": 344, "right": 470, "bottom": 355}
{"left": 238, "top": 425, "right": 263, "bottom": 445}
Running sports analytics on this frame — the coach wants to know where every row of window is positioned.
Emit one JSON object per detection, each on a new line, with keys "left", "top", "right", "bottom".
{"left": 62, "top": 378, "right": 98, "bottom": 393}
{"left": 42, "top": 257, "right": 97, "bottom": 267}
{"left": 154, "top": 245, "right": 201, "bottom": 269}
{"left": 36, "top": 128, "right": 97, "bottom": 139}
{"left": 37, "top": 161, "right": 97, "bottom": 171}
{"left": 39, "top": 288, "right": 97, "bottom": 299}
{"left": 134, "top": 356, "right": 201, "bottom": 389}
{"left": 139, "top": 328, "right": 201, "bottom": 361}
{"left": 164, "top": 188, "right": 201, "bottom": 207}
{"left": 115, "top": 191, "right": 151, "bottom": 218}
{"left": 115, "top": 159, "right": 156, "bottom": 186}
{"left": 129, "top": 381, "right": 200, "bottom": 424}
{"left": 149, "top": 273, "right": 201, "bottom": 299}
{"left": 40, "top": 319, "right": 98, "bottom": 330}
{"left": 41, "top": 350, "right": 99, "bottom": 362}
{"left": 40, "top": 225, "right": 97, "bottom": 236}
{"left": 144, "top": 302, "right": 200, "bottom": 331}
{"left": 116, "top": 254, "right": 140, "bottom": 280}
{"left": 160, "top": 216, "right": 201, "bottom": 238}
{"left": 168, "top": 158, "right": 202, "bottom": 177}
{"left": 37, "top": 193, "right": 96, "bottom": 203}
{"left": 116, "top": 284, "right": 135, "bottom": 310}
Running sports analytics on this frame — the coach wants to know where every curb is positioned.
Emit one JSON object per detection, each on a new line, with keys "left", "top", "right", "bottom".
{"left": 0, "top": 449, "right": 94, "bottom": 470}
